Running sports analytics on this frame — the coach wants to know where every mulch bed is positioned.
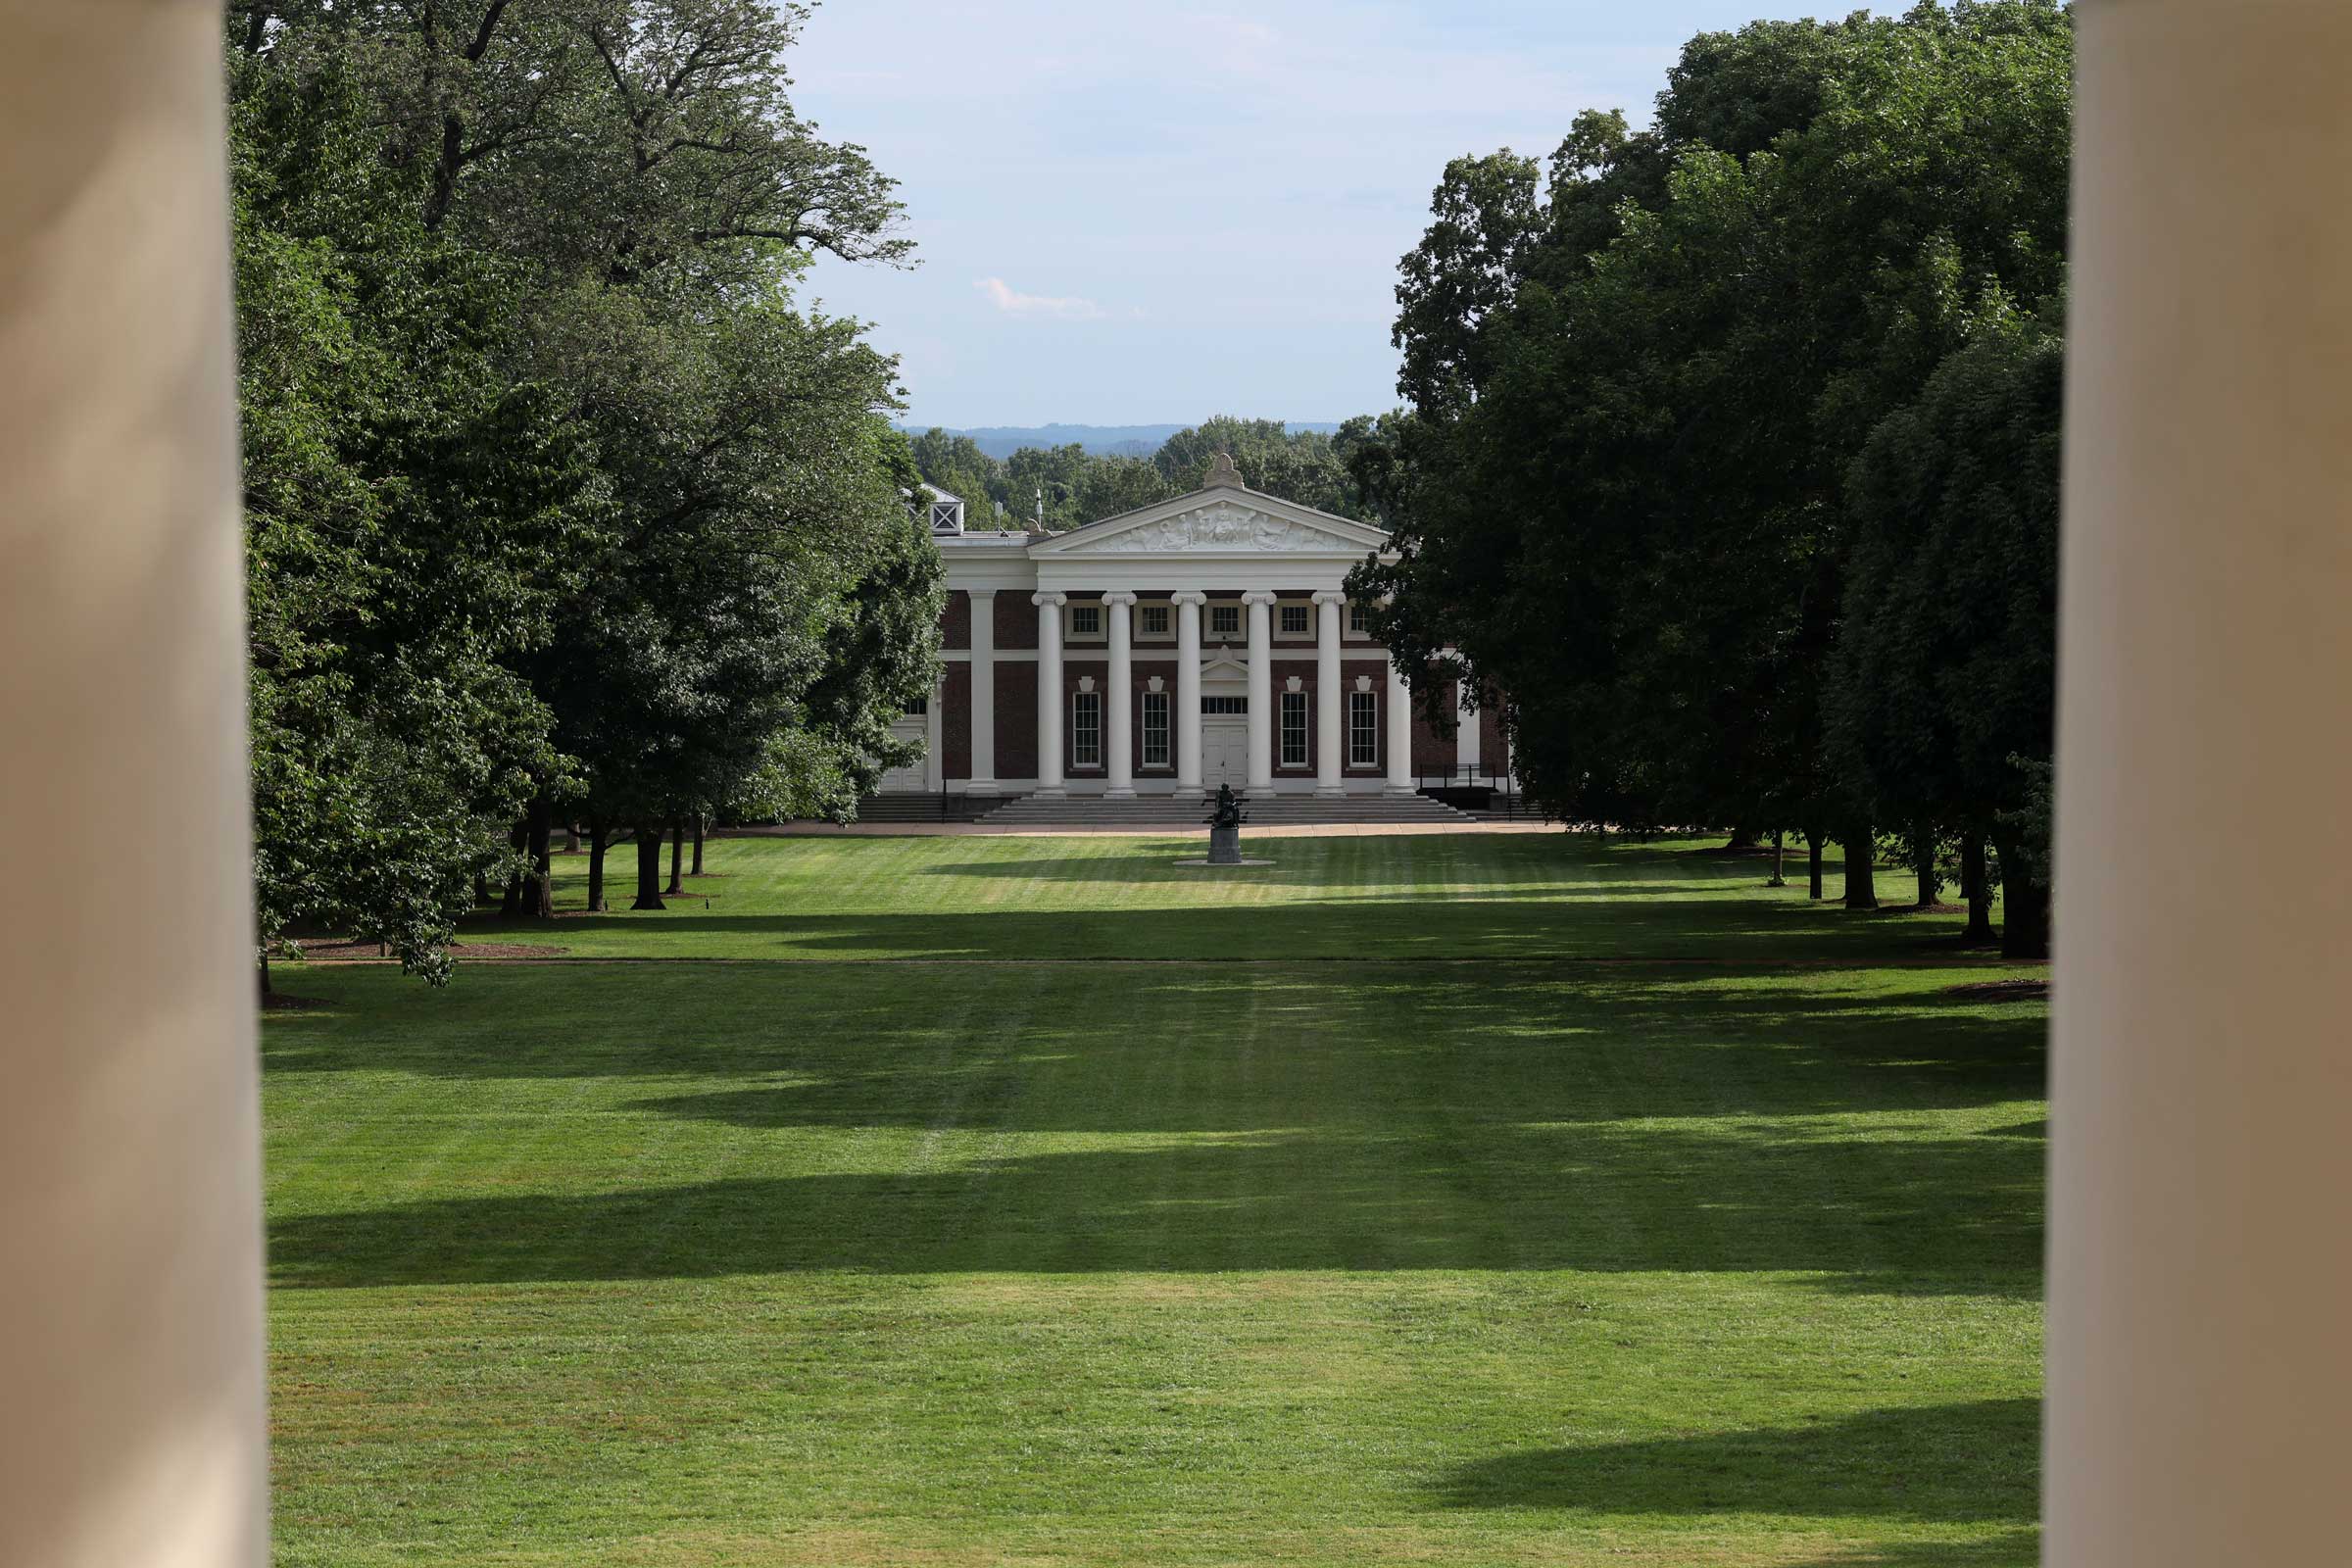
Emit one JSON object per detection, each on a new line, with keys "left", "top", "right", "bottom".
{"left": 1943, "top": 979, "right": 2050, "bottom": 1003}
{"left": 295, "top": 939, "right": 568, "bottom": 961}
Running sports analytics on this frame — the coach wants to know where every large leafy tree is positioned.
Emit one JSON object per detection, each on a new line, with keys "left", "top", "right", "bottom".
{"left": 1353, "top": 1, "right": 2071, "bottom": 933}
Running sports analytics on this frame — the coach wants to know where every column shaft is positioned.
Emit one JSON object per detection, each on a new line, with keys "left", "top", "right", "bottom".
{"left": 966, "top": 590, "right": 998, "bottom": 794}
{"left": 1314, "top": 592, "right": 1345, "bottom": 797}
{"left": 1104, "top": 592, "right": 1136, "bottom": 798}
{"left": 1032, "top": 593, "right": 1065, "bottom": 797}
{"left": 1455, "top": 665, "right": 1482, "bottom": 780}
{"left": 2050, "top": 6, "right": 2352, "bottom": 1566}
{"left": 1174, "top": 592, "right": 1204, "bottom": 799}
{"left": 1243, "top": 592, "right": 1276, "bottom": 797}
{"left": 0, "top": 8, "right": 269, "bottom": 1565}
{"left": 1385, "top": 658, "right": 1414, "bottom": 796}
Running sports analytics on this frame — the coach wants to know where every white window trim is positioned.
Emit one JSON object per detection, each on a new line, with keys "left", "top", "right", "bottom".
{"left": 1071, "top": 689, "right": 1102, "bottom": 769}
{"left": 1141, "top": 689, "right": 1171, "bottom": 769}
{"left": 1280, "top": 689, "right": 1309, "bottom": 768}
{"left": 1348, "top": 689, "right": 1379, "bottom": 767}
{"left": 1347, "top": 601, "right": 1371, "bottom": 638}
{"left": 1208, "top": 604, "right": 1243, "bottom": 642}
{"left": 1067, "top": 603, "right": 1104, "bottom": 643}
{"left": 1279, "top": 603, "right": 1311, "bottom": 638}
{"left": 1137, "top": 604, "right": 1172, "bottom": 641}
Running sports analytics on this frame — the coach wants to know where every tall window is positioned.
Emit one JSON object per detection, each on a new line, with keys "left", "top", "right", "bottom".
{"left": 1281, "top": 691, "right": 1308, "bottom": 767}
{"left": 1140, "top": 604, "right": 1169, "bottom": 637}
{"left": 1348, "top": 600, "right": 1368, "bottom": 635}
{"left": 1280, "top": 604, "right": 1309, "bottom": 636}
{"left": 1349, "top": 690, "right": 1379, "bottom": 766}
{"left": 1209, "top": 604, "right": 1241, "bottom": 640}
{"left": 1142, "top": 691, "right": 1170, "bottom": 767}
{"left": 1072, "top": 690, "right": 1102, "bottom": 768}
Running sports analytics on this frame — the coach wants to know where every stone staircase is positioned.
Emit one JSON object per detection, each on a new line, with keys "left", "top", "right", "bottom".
{"left": 973, "top": 791, "right": 1476, "bottom": 828}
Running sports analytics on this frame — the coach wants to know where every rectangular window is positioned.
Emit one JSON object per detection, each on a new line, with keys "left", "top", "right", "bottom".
{"left": 1281, "top": 691, "right": 1308, "bottom": 767}
{"left": 903, "top": 696, "right": 928, "bottom": 716}
{"left": 1069, "top": 604, "right": 1102, "bottom": 638}
{"left": 1280, "top": 604, "right": 1309, "bottom": 636}
{"left": 1072, "top": 690, "right": 1102, "bottom": 767}
{"left": 1209, "top": 604, "right": 1241, "bottom": 640}
{"left": 1203, "top": 696, "right": 1249, "bottom": 715}
{"left": 1140, "top": 604, "right": 1169, "bottom": 637}
{"left": 1142, "top": 692, "right": 1170, "bottom": 766}
{"left": 1349, "top": 690, "right": 1379, "bottom": 766}
{"left": 1348, "top": 600, "right": 1368, "bottom": 635}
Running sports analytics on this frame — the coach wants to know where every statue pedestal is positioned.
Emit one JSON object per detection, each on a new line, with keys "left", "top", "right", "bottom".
{"left": 1207, "top": 825, "right": 1243, "bottom": 865}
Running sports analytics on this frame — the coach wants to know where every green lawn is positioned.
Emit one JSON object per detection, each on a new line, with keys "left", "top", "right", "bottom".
{"left": 269, "top": 831, "right": 2045, "bottom": 1567}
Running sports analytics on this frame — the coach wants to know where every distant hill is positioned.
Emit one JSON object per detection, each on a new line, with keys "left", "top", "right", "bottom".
{"left": 901, "top": 421, "right": 1346, "bottom": 462}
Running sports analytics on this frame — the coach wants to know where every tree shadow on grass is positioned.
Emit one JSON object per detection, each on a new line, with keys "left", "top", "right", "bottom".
{"left": 1434, "top": 1398, "right": 2037, "bottom": 1526}
{"left": 267, "top": 1111, "right": 2040, "bottom": 1292}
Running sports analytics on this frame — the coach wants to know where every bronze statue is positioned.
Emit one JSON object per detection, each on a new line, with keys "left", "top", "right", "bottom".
{"left": 1204, "top": 782, "right": 1248, "bottom": 830}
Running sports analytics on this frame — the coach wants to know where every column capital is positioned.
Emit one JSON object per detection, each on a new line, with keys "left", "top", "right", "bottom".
{"left": 1030, "top": 591, "right": 1066, "bottom": 608}
{"left": 1170, "top": 589, "right": 1208, "bottom": 607}
{"left": 1102, "top": 589, "right": 1138, "bottom": 607}
{"left": 1312, "top": 589, "right": 1348, "bottom": 606}
{"left": 1240, "top": 589, "right": 1279, "bottom": 607}
{"left": 969, "top": 586, "right": 998, "bottom": 600}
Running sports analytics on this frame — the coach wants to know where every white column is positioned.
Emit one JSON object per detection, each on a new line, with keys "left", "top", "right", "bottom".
{"left": 1455, "top": 664, "right": 1482, "bottom": 781}
{"left": 1242, "top": 591, "right": 1277, "bottom": 797}
{"left": 1102, "top": 591, "right": 1136, "bottom": 798}
{"left": 924, "top": 676, "right": 944, "bottom": 793}
{"left": 1313, "top": 591, "right": 1346, "bottom": 797}
{"left": 1031, "top": 592, "right": 1065, "bottom": 798}
{"left": 0, "top": 8, "right": 268, "bottom": 1566}
{"left": 2050, "top": 6, "right": 2352, "bottom": 1566}
{"left": 1173, "top": 591, "right": 1205, "bottom": 799}
{"left": 965, "top": 589, "right": 998, "bottom": 795}
{"left": 1385, "top": 657, "right": 1415, "bottom": 796}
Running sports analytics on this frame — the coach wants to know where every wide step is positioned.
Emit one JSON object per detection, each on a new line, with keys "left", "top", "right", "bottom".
{"left": 973, "top": 793, "right": 1477, "bottom": 827}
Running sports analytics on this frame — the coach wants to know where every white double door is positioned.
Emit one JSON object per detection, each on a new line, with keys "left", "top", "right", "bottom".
{"left": 1201, "top": 718, "right": 1249, "bottom": 788}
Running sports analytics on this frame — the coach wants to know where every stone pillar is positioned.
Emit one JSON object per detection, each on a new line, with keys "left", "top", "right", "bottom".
{"left": 966, "top": 589, "right": 998, "bottom": 795}
{"left": 1031, "top": 591, "right": 1066, "bottom": 798}
{"left": 0, "top": 7, "right": 269, "bottom": 1566}
{"left": 1173, "top": 591, "right": 1205, "bottom": 800}
{"left": 1313, "top": 591, "right": 1346, "bottom": 797}
{"left": 1385, "top": 658, "right": 1415, "bottom": 796}
{"left": 1242, "top": 591, "right": 1277, "bottom": 797}
{"left": 2049, "top": 6, "right": 2352, "bottom": 1566}
{"left": 1103, "top": 590, "right": 1136, "bottom": 799}
{"left": 1454, "top": 664, "right": 1481, "bottom": 781}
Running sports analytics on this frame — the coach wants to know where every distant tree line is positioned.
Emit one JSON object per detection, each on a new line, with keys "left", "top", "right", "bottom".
{"left": 907, "top": 416, "right": 1383, "bottom": 532}
{"left": 230, "top": 1, "right": 943, "bottom": 987}
{"left": 1348, "top": 0, "right": 2068, "bottom": 957}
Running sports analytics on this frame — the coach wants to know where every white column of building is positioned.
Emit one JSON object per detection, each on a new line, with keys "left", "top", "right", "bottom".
{"left": 1313, "top": 591, "right": 1346, "bottom": 797}
{"left": 1103, "top": 591, "right": 1137, "bottom": 799}
{"left": 1032, "top": 591, "right": 1066, "bottom": 798}
{"left": 924, "top": 676, "right": 944, "bottom": 793}
{"left": 1454, "top": 665, "right": 1482, "bottom": 782}
{"left": 2049, "top": 5, "right": 2352, "bottom": 1566}
{"left": 1173, "top": 591, "right": 1205, "bottom": 799}
{"left": 1242, "top": 591, "right": 1277, "bottom": 797}
{"left": 1385, "top": 658, "right": 1415, "bottom": 796}
{"left": 966, "top": 589, "right": 999, "bottom": 794}
{"left": 0, "top": 7, "right": 269, "bottom": 1566}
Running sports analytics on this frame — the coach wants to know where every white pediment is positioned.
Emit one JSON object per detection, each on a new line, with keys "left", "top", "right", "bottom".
{"left": 1030, "top": 488, "right": 1387, "bottom": 560}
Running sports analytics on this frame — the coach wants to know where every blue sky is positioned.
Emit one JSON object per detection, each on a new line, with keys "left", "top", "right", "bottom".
{"left": 790, "top": 2, "right": 1878, "bottom": 429}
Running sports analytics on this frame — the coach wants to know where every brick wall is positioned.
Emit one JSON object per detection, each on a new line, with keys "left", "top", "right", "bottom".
{"left": 942, "top": 662, "right": 971, "bottom": 781}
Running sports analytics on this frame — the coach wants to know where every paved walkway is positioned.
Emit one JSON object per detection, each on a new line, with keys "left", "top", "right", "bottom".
{"left": 727, "top": 818, "right": 1563, "bottom": 840}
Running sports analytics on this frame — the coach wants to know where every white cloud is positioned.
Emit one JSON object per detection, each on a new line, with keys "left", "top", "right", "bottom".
{"left": 975, "top": 277, "right": 1107, "bottom": 321}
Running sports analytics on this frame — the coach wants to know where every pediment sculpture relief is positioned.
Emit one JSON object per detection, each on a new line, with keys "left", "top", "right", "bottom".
{"left": 1085, "top": 504, "right": 1345, "bottom": 554}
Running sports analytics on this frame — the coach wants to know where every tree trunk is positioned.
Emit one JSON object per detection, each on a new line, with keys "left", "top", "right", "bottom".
{"left": 258, "top": 949, "right": 270, "bottom": 1001}
{"left": 1915, "top": 819, "right": 1940, "bottom": 908}
{"left": 520, "top": 790, "right": 554, "bottom": 920}
{"left": 1991, "top": 828, "right": 2051, "bottom": 960}
{"left": 498, "top": 815, "right": 528, "bottom": 917}
{"left": 665, "top": 818, "right": 686, "bottom": 896}
{"left": 586, "top": 815, "right": 610, "bottom": 913}
{"left": 564, "top": 819, "right": 579, "bottom": 854}
{"left": 1807, "top": 831, "right": 1825, "bottom": 901}
{"left": 1768, "top": 826, "right": 1788, "bottom": 888}
{"left": 1843, "top": 820, "right": 1879, "bottom": 910}
{"left": 691, "top": 813, "right": 706, "bottom": 876}
{"left": 1725, "top": 824, "right": 1758, "bottom": 852}
{"left": 473, "top": 870, "right": 491, "bottom": 906}
{"left": 632, "top": 822, "right": 666, "bottom": 910}
{"left": 1961, "top": 831, "right": 1996, "bottom": 943}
